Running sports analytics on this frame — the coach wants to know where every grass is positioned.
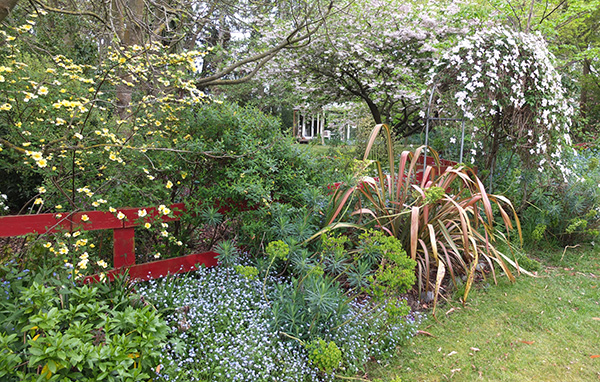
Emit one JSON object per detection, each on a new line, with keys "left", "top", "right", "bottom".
{"left": 306, "top": 143, "right": 332, "bottom": 155}
{"left": 297, "top": 142, "right": 334, "bottom": 156}
{"left": 368, "top": 246, "right": 600, "bottom": 381}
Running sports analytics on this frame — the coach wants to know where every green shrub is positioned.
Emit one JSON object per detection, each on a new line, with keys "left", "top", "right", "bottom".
{"left": 1, "top": 99, "right": 340, "bottom": 275}
{"left": 0, "top": 263, "right": 168, "bottom": 381}
{"left": 271, "top": 272, "right": 348, "bottom": 341}
{"left": 267, "top": 228, "right": 417, "bottom": 347}
{"left": 306, "top": 338, "right": 342, "bottom": 373}
{"left": 266, "top": 240, "right": 290, "bottom": 261}
{"left": 495, "top": 148, "right": 600, "bottom": 247}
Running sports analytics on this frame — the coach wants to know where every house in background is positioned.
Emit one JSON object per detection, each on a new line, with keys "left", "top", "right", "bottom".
{"left": 293, "top": 108, "right": 326, "bottom": 143}
{"left": 293, "top": 103, "right": 360, "bottom": 143}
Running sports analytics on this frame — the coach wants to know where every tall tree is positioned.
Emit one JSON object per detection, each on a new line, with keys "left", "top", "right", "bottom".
{"left": 262, "top": 0, "right": 473, "bottom": 138}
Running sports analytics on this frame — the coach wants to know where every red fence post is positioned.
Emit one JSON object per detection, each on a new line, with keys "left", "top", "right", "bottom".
{"left": 1, "top": 203, "right": 223, "bottom": 283}
{"left": 113, "top": 227, "right": 135, "bottom": 268}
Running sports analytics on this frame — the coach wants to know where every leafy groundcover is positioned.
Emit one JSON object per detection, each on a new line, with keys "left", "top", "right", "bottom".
{"left": 137, "top": 265, "right": 422, "bottom": 381}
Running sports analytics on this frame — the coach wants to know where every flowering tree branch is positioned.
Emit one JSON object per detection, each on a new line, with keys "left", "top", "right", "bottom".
{"left": 433, "top": 27, "right": 573, "bottom": 177}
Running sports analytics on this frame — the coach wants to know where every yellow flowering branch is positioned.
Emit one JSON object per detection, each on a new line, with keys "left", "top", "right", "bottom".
{"left": 0, "top": 137, "right": 27, "bottom": 154}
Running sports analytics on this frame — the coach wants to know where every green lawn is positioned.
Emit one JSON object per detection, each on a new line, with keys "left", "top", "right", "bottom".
{"left": 368, "top": 247, "right": 600, "bottom": 382}
{"left": 297, "top": 142, "right": 334, "bottom": 156}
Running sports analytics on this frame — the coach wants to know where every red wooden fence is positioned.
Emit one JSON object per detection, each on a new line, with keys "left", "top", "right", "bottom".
{"left": 0, "top": 203, "right": 218, "bottom": 282}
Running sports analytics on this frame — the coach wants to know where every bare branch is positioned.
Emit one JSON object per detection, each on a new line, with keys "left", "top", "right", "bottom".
{"left": 200, "top": 51, "right": 277, "bottom": 86}
{"left": 196, "top": 1, "right": 333, "bottom": 87}
{"left": 525, "top": 0, "right": 535, "bottom": 33}
{"left": 0, "top": 137, "right": 27, "bottom": 154}
{"left": 29, "top": 0, "right": 107, "bottom": 24}
{"left": 539, "top": 0, "right": 568, "bottom": 25}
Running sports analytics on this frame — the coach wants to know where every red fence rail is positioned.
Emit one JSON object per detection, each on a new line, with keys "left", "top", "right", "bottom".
{"left": 0, "top": 203, "right": 218, "bottom": 282}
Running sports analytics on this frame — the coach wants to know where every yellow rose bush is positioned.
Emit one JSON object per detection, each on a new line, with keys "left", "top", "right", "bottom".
{"left": 0, "top": 17, "right": 210, "bottom": 276}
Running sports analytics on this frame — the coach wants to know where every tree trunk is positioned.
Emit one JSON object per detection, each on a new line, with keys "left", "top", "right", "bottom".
{"left": 0, "top": 0, "right": 18, "bottom": 23}
{"left": 486, "top": 111, "right": 502, "bottom": 170}
{"left": 113, "top": 0, "right": 145, "bottom": 121}
{"left": 363, "top": 97, "right": 382, "bottom": 124}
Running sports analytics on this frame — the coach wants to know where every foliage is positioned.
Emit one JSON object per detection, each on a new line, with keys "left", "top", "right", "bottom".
{"left": 268, "top": 228, "right": 417, "bottom": 354}
{"left": 0, "top": 18, "right": 212, "bottom": 269}
{"left": 234, "top": 264, "right": 259, "bottom": 280}
{"left": 366, "top": 238, "right": 417, "bottom": 301}
{"left": 305, "top": 338, "right": 342, "bottom": 373}
{"left": 0, "top": 263, "right": 168, "bottom": 381}
{"left": 320, "top": 229, "right": 418, "bottom": 300}
{"left": 0, "top": 7, "right": 344, "bottom": 272}
{"left": 208, "top": 229, "right": 419, "bottom": 375}
{"left": 0, "top": 18, "right": 337, "bottom": 272}
{"left": 326, "top": 124, "right": 525, "bottom": 310}
{"left": 6, "top": 0, "right": 334, "bottom": 90}
{"left": 330, "top": 298, "right": 421, "bottom": 374}
{"left": 176, "top": 103, "right": 322, "bottom": 205}
{"left": 483, "top": 0, "right": 600, "bottom": 136}
{"left": 494, "top": 147, "right": 600, "bottom": 247}
{"left": 176, "top": 102, "right": 340, "bottom": 252}
{"left": 237, "top": 195, "right": 330, "bottom": 252}
{"left": 266, "top": 240, "right": 290, "bottom": 261}
{"left": 353, "top": 110, "right": 397, "bottom": 160}
{"left": 214, "top": 239, "right": 240, "bottom": 267}
{"left": 271, "top": 271, "right": 348, "bottom": 341}
{"left": 8, "top": 7, "right": 98, "bottom": 65}
{"left": 523, "top": 182, "right": 600, "bottom": 247}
